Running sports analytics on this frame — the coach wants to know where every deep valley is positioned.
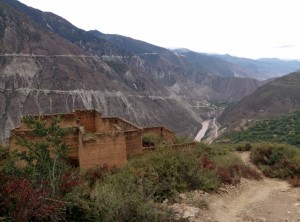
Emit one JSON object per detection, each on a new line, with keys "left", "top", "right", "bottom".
{"left": 1, "top": 1, "right": 300, "bottom": 221}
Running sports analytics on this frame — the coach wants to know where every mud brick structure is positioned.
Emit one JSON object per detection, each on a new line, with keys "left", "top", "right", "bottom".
{"left": 9, "top": 110, "right": 174, "bottom": 169}
{"left": 143, "top": 127, "right": 175, "bottom": 143}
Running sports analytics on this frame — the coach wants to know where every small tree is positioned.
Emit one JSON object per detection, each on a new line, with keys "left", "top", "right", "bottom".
{"left": 16, "top": 116, "right": 72, "bottom": 196}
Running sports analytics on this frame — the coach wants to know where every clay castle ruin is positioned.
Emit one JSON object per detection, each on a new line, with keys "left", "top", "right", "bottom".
{"left": 9, "top": 110, "right": 174, "bottom": 169}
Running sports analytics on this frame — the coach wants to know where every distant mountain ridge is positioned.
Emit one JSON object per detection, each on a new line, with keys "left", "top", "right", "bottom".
{"left": 6, "top": 0, "right": 299, "bottom": 81}
{"left": 0, "top": 0, "right": 198, "bottom": 142}
{"left": 3, "top": 0, "right": 300, "bottom": 82}
{"left": 218, "top": 71, "right": 300, "bottom": 133}
{"left": 88, "top": 30, "right": 170, "bottom": 55}
{"left": 0, "top": 0, "right": 298, "bottom": 142}
{"left": 211, "top": 54, "right": 300, "bottom": 80}
{"left": 173, "top": 49, "right": 300, "bottom": 80}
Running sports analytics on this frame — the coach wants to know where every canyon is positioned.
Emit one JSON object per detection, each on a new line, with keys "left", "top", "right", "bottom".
{"left": 1, "top": 0, "right": 300, "bottom": 143}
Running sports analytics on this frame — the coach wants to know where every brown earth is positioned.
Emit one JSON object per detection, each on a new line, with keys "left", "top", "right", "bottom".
{"left": 173, "top": 152, "right": 300, "bottom": 222}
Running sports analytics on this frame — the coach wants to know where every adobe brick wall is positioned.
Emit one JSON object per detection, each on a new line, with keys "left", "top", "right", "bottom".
{"left": 9, "top": 109, "right": 175, "bottom": 170}
{"left": 143, "top": 127, "right": 175, "bottom": 143}
{"left": 143, "top": 127, "right": 161, "bottom": 136}
{"left": 21, "top": 113, "right": 77, "bottom": 129}
{"left": 58, "top": 113, "right": 77, "bottom": 127}
{"left": 9, "top": 130, "right": 42, "bottom": 152}
{"left": 74, "top": 110, "right": 96, "bottom": 132}
{"left": 30, "top": 110, "right": 98, "bottom": 131}
{"left": 124, "top": 130, "right": 143, "bottom": 156}
{"left": 79, "top": 132, "right": 127, "bottom": 169}
{"left": 162, "top": 128, "right": 175, "bottom": 143}
{"left": 100, "top": 118, "right": 114, "bottom": 132}
{"left": 64, "top": 132, "right": 79, "bottom": 159}
{"left": 9, "top": 128, "right": 80, "bottom": 161}
{"left": 95, "top": 111, "right": 104, "bottom": 132}
{"left": 9, "top": 130, "right": 35, "bottom": 168}
{"left": 104, "top": 117, "right": 140, "bottom": 131}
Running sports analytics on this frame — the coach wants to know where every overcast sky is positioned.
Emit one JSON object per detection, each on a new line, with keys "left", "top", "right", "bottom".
{"left": 18, "top": 0, "right": 300, "bottom": 60}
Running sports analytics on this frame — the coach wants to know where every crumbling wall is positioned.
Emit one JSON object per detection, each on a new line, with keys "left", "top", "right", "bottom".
{"left": 9, "top": 110, "right": 174, "bottom": 170}
{"left": 64, "top": 130, "right": 79, "bottom": 159}
{"left": 162, "top": 128, "right": 175, "bottom": 142}
{"left": 17, "top": 113, "right": 77, "bottom": 130}
{"left": 124, "top": 130, "right": 143, "bottom": 156}
{"left": 75, "top": 110, "right": 96, "bottom": 132}
{"left": 9, "top": 128, "right": 80, "bottom": 165}
{"left": 9, "top": 130, "right": 33, "bottom": 164}
{"left": 143, "top": 127, "right": 175, "bottom": 143}
{"left": 95, "top": 111, "right": 104, "bottom": 132}
{"left": 58, "top": 113, "right": 77, "bottom": 127}
{"left": 79, "top": 132, "right": 127, "bottom": 169}
{"left": 105, "top": 117, "right": 140, "bottom": 131}
{"left": 100, "top": 118, "right": 113, "bottom": 132}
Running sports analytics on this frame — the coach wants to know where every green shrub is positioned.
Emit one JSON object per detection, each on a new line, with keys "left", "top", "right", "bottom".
{"left": 251, "top": 143, "right": 300, "bottom": 180}
{"left": 287, "top": 176, "right": 300, "bottom": 187}
{"left": 15, "top": 116, "right": 72, "bottom": 195}
{"left": 235, "top": 143, "right": 252, "bottom": 151}
{"left": 0, "top": 145, "right": 8, "bottom": 170}
{"left": 228, "top": 111, "right": 300, "bottom": 147}
{"left": 1, "top": 133, "right": 264, "bottom": 220}
{"left": 84, "top": 146, "right": 229, "bottom": 221}
{"left": 174, "top": 135, "right": 193, "bottom": 144}
{"left": 195, "top": 142, "right": 231, "bottom": 158}
{"left": 83, "top": 165, "right": 114, "bottom": 187}
{"left": 88, "top": 169, "right": 172, "bottom": 222}
{"left": 185, "top": 192, "right": 208, "bottom": 209}
{"left": 0, "top": 144, "right": 8, "bottom": 159}
{"left": 200, "top": 152, "right": 262, "bottom": 185}
{"left": 0, "top": 117, "right": 81, "bottom": 221}
{"left": 142, "top": 134, "right": 163, "bottom": 147}
{"left": 128, "top": 148, "right": 220, "bottom": 201}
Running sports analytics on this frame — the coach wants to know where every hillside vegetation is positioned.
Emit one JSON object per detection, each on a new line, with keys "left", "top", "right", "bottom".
{"left": 0, "top": 141, "right": 262, "bottom": 221}
{"left": 221, "top": 110, "right": 300, "bottom": 185}
{"left": 219, "top": 71, "right": 300, "bottom": 133}
{"left": 1, "top": 118, "right": 300, "bottom": 221}
{"left": 250, "top": 143, "right": 300, "bottom": 182}
{"left": 227, "top": 111, "right": 300, "bottom": 146}
{"left": 0, "top": 117, "right": 263, "bottom": 221}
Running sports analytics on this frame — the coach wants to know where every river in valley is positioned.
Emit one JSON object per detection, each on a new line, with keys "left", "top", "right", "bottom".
{"left": 194, "top": 120, "right": 211, "bottom": 142}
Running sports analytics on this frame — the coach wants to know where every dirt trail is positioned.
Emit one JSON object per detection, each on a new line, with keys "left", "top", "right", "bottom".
{"left": 198, "top": 152, "right": 300, "bottom": 222}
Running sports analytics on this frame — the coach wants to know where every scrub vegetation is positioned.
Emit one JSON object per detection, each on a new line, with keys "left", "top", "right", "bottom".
{"left": 0, "top": 118, "right": 261, "bottom": 222}
{"left": 228, "top": 111, "right": 300, "bottom": 147}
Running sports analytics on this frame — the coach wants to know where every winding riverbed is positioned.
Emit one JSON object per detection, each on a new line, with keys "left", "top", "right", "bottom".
{"left": 194, "top": 120, "right": 211, "bottom": 142}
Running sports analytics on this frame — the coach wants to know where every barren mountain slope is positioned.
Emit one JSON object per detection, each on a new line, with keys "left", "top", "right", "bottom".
{"left": 218, "top": 71, "right": 300, "bottom": 133}
{"left": 4, "top": 0, "right": 265, "bottom": 94}
{"left": 0, "top": 0, "right": 271, "bottom": 143}
{"left": 0, "top": 2, "right": 201, "bottom": 142}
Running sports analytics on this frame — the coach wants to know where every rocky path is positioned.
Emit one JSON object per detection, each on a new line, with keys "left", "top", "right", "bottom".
{"left": 174, "top": 152, "right": 300, "bottom": 222}
{"left": 205, "top": 152, "right": 300, "bottom": 222}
